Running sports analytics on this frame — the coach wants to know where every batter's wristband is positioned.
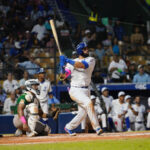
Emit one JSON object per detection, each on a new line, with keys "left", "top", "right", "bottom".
{"left": 20, "top": 116, "right": 27, "bottom": 124}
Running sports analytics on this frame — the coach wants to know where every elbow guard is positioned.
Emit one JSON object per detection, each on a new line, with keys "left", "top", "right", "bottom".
{"left": 81, "top": 60, "right": 89, "bottom": 69}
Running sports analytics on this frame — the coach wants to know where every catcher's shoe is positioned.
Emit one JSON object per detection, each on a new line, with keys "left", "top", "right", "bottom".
{"left": 15, "top": 129, "right": 23, "bottom": 137}
{"left": 64, "top": 127, "right": 76, "bottom": 136}
{"left": 96, "top": 128, "right": 103, "bottom": 135}
{"left": 27, "top": 131, "right": 37, "bottom": 137}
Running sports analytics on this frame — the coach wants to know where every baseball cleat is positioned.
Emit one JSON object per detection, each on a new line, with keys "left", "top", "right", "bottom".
{"left": 96, "top": 128, "right": 103, "bottom": 135}
{"left": 64, "top": 127, "right": 76, "bottom": 136}
{"left": 14, "top": 129, "right": 23, "bottom": 137}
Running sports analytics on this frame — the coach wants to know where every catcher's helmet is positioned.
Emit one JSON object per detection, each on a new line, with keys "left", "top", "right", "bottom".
{"left": 76, "top": 42, "right": 87, "bottom": 55}
{"left": 25, "top": 79, "right": 40, "bottom": 95}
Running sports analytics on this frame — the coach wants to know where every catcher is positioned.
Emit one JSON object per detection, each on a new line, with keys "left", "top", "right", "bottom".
{"left": 13, "top": 79, "right": 59, "bottom": 137}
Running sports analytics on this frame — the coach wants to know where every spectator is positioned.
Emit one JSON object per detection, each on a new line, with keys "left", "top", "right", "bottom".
{"left": 114, "top": 20, "right": 125, "bottom": 41}
{"left": 108, "top": 55, "right": 128, "bottom": 83}
{"left": 82, "top": 29, "right": 95, "bottom": 44}
{"left": 128, "top": 62, "right": 137, "bottom": 81}
{"left": 130, "top": 26, "right": 144, "bottom": 54}
{"left": 133, "top": 65, "right": 150, "bottom": 83}
{"left": 0, "top": 86, "right": 7, "bottom": 105}
{"left": 16, "top": 55, "right": 40, "bottom": 76}
{"left": 14, "top": 84, "right": 22, "bottom": 99}
{"left": 3, "top": 91, "right": 16, "bottom": 115}
{"left": 3, "top": 72, "right": 18, "bottom": 94}
{"left": 112, "top": 37, "right": 120, "bottom": 55}
{"left": 19, "top": 71, "right": 29, "bottom": 92}
{"left": 106, "top": 19, "right": 115, "bottom": 37}
{"left": 46, "top": 35, "right": 56, "bottom": 54}
{"left": 31, "top": 17, "right": 47, "bottom": 41}
{"left": 96, "top": 20, "right": 107, "bottom": 41}
{"left": 48, "top": 96, "right": 60, "bottom": 105}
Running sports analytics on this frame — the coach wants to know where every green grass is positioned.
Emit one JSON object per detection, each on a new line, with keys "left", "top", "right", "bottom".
{"left": 0, "top": 138, "right": 150, "bottom": 150}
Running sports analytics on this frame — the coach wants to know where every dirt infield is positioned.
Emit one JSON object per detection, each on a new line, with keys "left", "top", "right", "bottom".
{"left": 0, "top": 132, "right": 150, "bottom": 145}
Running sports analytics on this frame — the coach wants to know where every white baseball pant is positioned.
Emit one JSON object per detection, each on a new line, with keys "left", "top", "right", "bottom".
{"left": 97, "top": 114, "right": 107, "bottom": 128}
{"left": 147, "top": 112, "right": 150, "bottom": 128}
{"left": 135, "top": 122, "right": 145, "bottom": 131}
{"left": 40, "top": 100, "right": 49, "bottom": 121}
{"left": 65, "top": 87, "right": 100, "bottom": 131}
{"left": 112, "top": 116, "right": 123, "bottom": 132}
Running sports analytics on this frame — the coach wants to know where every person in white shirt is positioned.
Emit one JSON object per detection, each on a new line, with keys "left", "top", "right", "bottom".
{"left": 146, "top": 97, "right": 150, "bottom": 130}
{"left": 19, "top": 71, "right": 29, "bottom": 93}
{"left": 36, "top": 68, "right": 53, "bottom": 124}
{"left": 124, "top": 95, "right": 136, "bottom": 131}
{"left": 111, "top": 91, "right": 126, "bottom": 132}
{"left": 31, "top": 17, "right": 47, "bottom": 41}
{"left": 3, "top": 73, "right": 18, "bottom": 94}
{"left": 132, "top": 96, "right": 146, "bottom": 131}
{"left": 3, "top": 92, "right": 16, "bottom": 114}
{"left": 108, "top": 55, "right": 127, "bottom": 83}
{"left": 91, "top": 95, "right": 107, "bottom": 130}
{"left": 100, "top": 87, "right": 114, "bottom": 131}
{"left": 60, "top": 42, "right": 102, "bottom": 136}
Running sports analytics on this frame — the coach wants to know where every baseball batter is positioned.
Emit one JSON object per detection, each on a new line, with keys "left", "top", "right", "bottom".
{"left": 60, "top": 42, "right": 102, "bottom": 136}
{"left": 36, "top": 68, "right": 53, "bottom": 124}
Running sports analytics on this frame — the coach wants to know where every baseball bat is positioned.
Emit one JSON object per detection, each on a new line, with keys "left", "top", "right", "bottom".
{"left": 49, "top": 19, "right": 62, "bottom": 56}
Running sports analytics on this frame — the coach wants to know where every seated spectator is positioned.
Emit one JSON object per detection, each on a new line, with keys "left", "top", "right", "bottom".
{"left": 48, "top": 96, "right": 60, "bottom": 105}
{"left": 46, "top": 35, "right": 56, "bottom": 54}
{"left": 31, "top": 17, "right": 47, "bottom": 41}
{"left": 0, "top": 86, "right": 7, "bottom": 105}
{"left": 3, "top": 72, "right": 18, "bottom": 94}
{"left": 133, "top": 65, "right": 150, "bottom": 83}
{"left": 19, "top": 71, "right": 29, "bottom": 92}
{"left": 82, "top": 29, "right": 94, "bottom": 44}
{"left": 128, "top": 62, "right": 137, "bottom": 81}
{"left": 112, "top": 37, "right": 120, "bottom": 55}
{"left": 102, "top": 33, "right": 113, "bottom": 47}
{"left": 3, "top": 91, "right": 16, "bottom": 115}
{"left": 130, "top": 26, "right": 144, "bottom": 54}
{"left": 14, "top": 84, "right": 22, "bottom": 99}
{"left": 108, "top": 55, "right": 128, "bottom": 83}
{"left": 16, "top": 55, "right": 40, "bottom": 76}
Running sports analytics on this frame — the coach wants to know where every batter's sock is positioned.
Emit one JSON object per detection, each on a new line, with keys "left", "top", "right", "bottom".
{"left": 125, "top": 117, "right": 130, "bottom": 130}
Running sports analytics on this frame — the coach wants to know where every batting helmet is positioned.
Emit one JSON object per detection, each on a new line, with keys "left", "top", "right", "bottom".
{"left": 76, "top": 42, "right": 87, "bottom": 55}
